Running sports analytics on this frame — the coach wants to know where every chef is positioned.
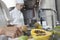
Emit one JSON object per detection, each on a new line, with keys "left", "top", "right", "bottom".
{"left": 10, "top": 0, "right": 24, "bottom": 27}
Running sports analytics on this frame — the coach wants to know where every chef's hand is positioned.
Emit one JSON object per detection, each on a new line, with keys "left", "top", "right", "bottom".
{"left": 16, "top": 25, "right": 23, "bottom": 31}
{"left": 16, "top": 25, "right": 28, "bottom": 31}
{"left": 16, "top": 25, "right": 22, "bottom": 27}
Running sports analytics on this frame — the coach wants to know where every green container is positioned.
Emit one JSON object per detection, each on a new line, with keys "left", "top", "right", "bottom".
{"left": 18, "top": 36, "right": 28, "bottom": 40}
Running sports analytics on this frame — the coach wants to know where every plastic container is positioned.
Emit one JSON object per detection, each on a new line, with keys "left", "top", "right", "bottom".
{"left": 31, "top": 29, "right": 52, "bottom": 40}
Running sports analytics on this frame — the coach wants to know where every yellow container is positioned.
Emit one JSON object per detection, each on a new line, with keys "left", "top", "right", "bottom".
{"left": 31, "top": 29, "right": 52, "bottom": 40}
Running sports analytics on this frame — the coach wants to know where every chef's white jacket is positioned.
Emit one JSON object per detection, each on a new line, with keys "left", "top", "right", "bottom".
{"left": 10, "top": 7, "right": 24, "bottom": 26}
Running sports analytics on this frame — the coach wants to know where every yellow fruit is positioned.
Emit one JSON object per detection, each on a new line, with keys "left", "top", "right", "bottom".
{"left": 34, "top": 23, "right": 42, "bottom": 29}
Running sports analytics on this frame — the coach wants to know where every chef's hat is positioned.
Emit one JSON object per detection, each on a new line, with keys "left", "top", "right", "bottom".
{"left": 15, "top": 0, "right": 24, "bottom": 4}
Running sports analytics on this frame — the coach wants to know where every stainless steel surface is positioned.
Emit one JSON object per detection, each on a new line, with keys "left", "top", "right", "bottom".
{"left": 0, "top": 35, "right": 8, "bottom": 40}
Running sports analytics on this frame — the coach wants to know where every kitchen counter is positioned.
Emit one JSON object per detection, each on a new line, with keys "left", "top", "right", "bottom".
{"left": 28, "top": 38, "right": 34, "bottom": 40}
